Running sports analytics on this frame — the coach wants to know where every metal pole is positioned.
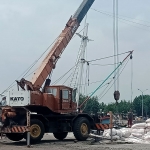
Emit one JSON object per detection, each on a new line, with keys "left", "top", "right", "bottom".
{"left": 27, "top": 110, "right": 30, "bottom": 147}
{"left": 138, "top": 89, "right": 148, "bottom": 119}
{"left": 109, "top": 111, "right": 113, "bottom": 143}
{"left": 142, "top": 92, "right": 143, "bottom": 118}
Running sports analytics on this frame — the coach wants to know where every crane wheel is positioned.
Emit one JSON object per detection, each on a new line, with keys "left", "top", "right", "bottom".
{"left": 73, "top": 117, "right": 90, "bottom": 141}
{"left": 53, "top": 132, "right": 68, "bottom": 140}
{"left": 6, "top": 133, "right": 24, "bottom": 141}
{"left": 29, "top": 119, "right": 45, "bottom": 143}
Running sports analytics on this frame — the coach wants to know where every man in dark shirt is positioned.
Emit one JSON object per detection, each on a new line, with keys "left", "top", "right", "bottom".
{"left": 128, "top": 109, "right": 133, "bottom": 128}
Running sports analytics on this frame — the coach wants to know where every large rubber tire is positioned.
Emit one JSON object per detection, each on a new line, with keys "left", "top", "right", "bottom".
{"left": 6, "top": 133, "right": 24, "bottom": 141}
{"left": 73, "top": 117, "right": 90, "bottom": 141}
{"left": 53, "top": 132, "right": 68, "bottom": 140}
{"left": 29, "top": 119, "right": 45, "bottom": 144}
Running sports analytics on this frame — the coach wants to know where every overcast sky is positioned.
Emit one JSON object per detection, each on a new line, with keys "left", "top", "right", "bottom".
{"left": 0, "top": 0, "right": 150, "bottom": 104}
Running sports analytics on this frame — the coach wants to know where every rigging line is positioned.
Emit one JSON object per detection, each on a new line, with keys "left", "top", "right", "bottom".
{"left": 63, "top": 71, "right": 74, "bottom": 85}
{"left": 90, "top": 62, "right": 119, "bottom": 66}
{"left": 91, "top": 8, "right": 150, "bottom": 24}
{"left": 118, "top": 19, "right": 150, "bottom": 32}
{"left": 97, "top": 61, "right": 125, "bottom": 100}
{"left": 87, "top": 82, "right": 113, "bottom": 96}
{"left": 98, "top": 58, "right": 130, "bottom": 101}
{"left": 91, "top": 8, "right": 150, "bottom": 28}
{"left": 51, "top": 64, "right": 78, "bottom": 85}
{"left": 131, "top": 56, "right": 133, "bottom": 104}
{"left": 84, "top": 44, "right": 88, "bottom": 95}
{"left": 1, "top": 25, "right": 88, "bottom": 95}
{"left": 84, "top": 64, "right": 88, "bottom": 95}
{"left": 88, "top": 51, "right": 130, "bottom": 62}
{"left": 116, "top": 0, "right": 119, "bottom": 90}
{"left": 73, "top": 78, "right": 112, "bottom": 86}
{"left": 0, "top": 36, "right": 59, "bottom": 95}
{"left": 97, "top": 57, "right": 129, "bottom": 99}
{"left": 113, "top": 0, "right": 117, "bottom": 91}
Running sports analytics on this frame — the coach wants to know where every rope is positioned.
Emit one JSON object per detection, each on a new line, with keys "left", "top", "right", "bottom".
{"left": 88, "top": 51, "right": 130, "bottom": 62}
{"left": 98, "top": 58, "right": 130, "bottom": 101}
{"left": 130, "top": 54, "right": 133, "bottom": 105}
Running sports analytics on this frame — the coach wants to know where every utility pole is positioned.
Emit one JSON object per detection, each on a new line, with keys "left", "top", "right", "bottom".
{"left": 138, "top": 89, "right": 148, "bottom": 118}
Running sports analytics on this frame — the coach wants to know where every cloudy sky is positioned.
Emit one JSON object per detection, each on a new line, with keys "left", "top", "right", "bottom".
{"left": 0, "top": 0, "right": 150, "bottom": 104}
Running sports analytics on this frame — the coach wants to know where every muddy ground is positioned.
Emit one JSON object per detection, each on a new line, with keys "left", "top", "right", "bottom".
{"left": 0, "top": 133, "right": 150, "bottom": 150}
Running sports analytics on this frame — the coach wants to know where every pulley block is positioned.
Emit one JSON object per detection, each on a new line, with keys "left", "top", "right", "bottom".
{"left": 114, "top": 90, "right": 120, "bottom": 101}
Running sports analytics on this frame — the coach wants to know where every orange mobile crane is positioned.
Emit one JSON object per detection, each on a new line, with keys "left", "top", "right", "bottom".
{"left": 0, "top": 0, "right": 102, "bottom": 144}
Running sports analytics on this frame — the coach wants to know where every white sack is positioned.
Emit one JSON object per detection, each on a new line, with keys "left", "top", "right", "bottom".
{"left": 131, "top": 128, "right": 145, "bottom": 135}
{"left": 116, "top": 130, "right": 122, "bottom": 138}
{"left": 109, "top": 128, "right": 117, "bottom": 136}
{"left": 146, "top": 131, "right": 150, "bottom": 135}
{"left": 120, "top": 128, "right": 131, "bottom": 138}
{"left": 131, "top": 133, "right": 143, "bottom": 138}
{"left": 125, "top": 137, "right": 143, "bottom": 144}
{"left": 145, "top": 123, "right": 150, "bottom": 128}
{"left": 146, "top": 118, "right": 150, "bottom": 123}
{"left": 143, "top": 134, "right": 150, "bottom": 141}
{"left": 131, "top": 123, "right": 146, "bottom": 129}
{"left": 112, "top": 135, "right": 120, "bottom": 140}
{"left": 103, "top": 129, "right": 109, "bottom": 137}
{"left": 104, "top": 132, "right": 111, "bottom": 140}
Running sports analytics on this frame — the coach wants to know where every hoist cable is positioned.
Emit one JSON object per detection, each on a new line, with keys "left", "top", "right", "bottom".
{"left": 113, "top": 0, "right": 117, "bottom": 91}
{"left": 98, "top": 58, "right": 130, "bottom": 101}
{"left": 131, "top": 56, "right": 133, "bottom": 104}
{"left": 116, "top": 0, "right": 119, "bottom": 91}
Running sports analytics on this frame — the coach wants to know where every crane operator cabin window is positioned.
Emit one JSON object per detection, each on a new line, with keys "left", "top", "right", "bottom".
{"left": 46, "top": 88, "right": 57, "bottom": 96}
{"left": 62, "top": 90, "right": 69, "bottom": 99}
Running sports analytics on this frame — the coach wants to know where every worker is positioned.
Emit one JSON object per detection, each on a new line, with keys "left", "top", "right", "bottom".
{"left": 127, "top": 109, "right": 133, "bottom": 128}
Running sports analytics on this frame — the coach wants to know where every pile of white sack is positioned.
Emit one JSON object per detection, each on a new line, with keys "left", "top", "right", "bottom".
{"left": 103, "top": 128, "right": 131, "bottom": 140}
{"left": 103, "top": 118, "right": 150, "bottom": 144}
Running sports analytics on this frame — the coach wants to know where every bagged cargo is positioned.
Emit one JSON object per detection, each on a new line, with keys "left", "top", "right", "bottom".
{"left": 145, "top": 118, "right": 150, "bottom": 123}
{"left": 143, "top": 134, "right": 150, "bottom": 140}
{"left": 145, "top": 123, "right": 150, "bottom": 128}
{"left": 131, "top": 123, "right": 146, "bottom": 129}
{"left": 103, "top": 129, "right": 109, "bottom": 137}
{"left": 116, "top": 129, "right": 122, "bottom": 138}
{"left": 131, "top": 133, "right": 143, "bottom": 138}
{"left": 120, "top": 128, "right": 131, "bottom": 138}
{"left": 131, "top": 128, "right": 145, "bottom": 135}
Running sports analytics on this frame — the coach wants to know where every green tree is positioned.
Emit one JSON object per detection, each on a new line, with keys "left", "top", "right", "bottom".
{"left": 79, "top": 94, "right": 100, "bottom": 114}
{"left": 133, "top": 95, "right": 150, "bottom": 116}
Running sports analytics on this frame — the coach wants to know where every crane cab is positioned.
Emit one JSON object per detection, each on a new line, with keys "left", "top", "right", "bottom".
{"left": 30, "top": 85, "right": 77, "bottom": 113}
{"left": 43, "top": 85, "right": 77, "bottom": 113}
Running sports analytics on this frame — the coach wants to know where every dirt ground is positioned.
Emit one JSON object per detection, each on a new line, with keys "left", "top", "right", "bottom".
{"left": 0, "top": 133, "right": 150, "bottom": 150}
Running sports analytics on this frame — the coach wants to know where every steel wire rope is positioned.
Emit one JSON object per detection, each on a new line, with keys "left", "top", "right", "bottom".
{"left": 90, "top": 62, "right": 119, "bottom": 66}
{"left": 88, "top": 51, "right": 130, "bottom": 62}
{"left": 113, "top": 0, "right": 117, "bottom": 91}
{"left": 91, "top": 8, "right": 150, "bottom": 28}
{"left": 91, "top": 8, "right": 150, "bottom": 24}
{"left": 51, "top": 64, "right": 79, "bottom": 85}
{"left": 81, "top": 80, "right": 113, "bottom": 111}
{"left": 0, "top": 25, "right": 87, "bottom": 95}
{"left": 98, "top": 58, "right": 130, "bottom": 101}
{"left": 131, "top": 55, "right": 133, "bottom": 105}
{"left": 97, "top": 58, "right": 129, "bottom": 100}
{"left": 0, "top": 36, "right": 59, "bottom": 95}
{"left": 116, "top": 0, "right": 119, "bottom": 91}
